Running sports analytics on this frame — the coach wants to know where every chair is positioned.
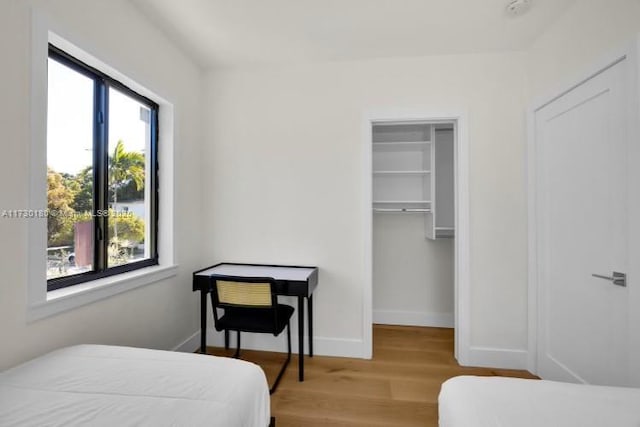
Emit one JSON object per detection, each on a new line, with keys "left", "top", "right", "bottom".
{"left": 210, "top": 275, "right": 294, "bottom": 394}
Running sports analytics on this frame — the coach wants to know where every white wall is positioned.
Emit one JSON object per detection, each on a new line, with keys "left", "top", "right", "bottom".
{"left": 0, "top": 0, "right": 203, "bottom": 370}
{"left": 528, "top": 0, "right": 640, "bottom": 99}
{"left": 203, "top": 52, "right": 529, "bottom": 358}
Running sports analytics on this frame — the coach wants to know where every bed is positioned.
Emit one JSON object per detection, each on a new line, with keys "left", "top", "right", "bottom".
{"left": 439, "top": 375, "right": 640, "bottom": 427}
{"left": 0, "top": 344, "right": 271, "bottom": 427}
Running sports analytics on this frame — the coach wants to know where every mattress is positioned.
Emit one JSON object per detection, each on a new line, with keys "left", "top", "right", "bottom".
{"left": 0, "top": 345, "right": 270, "bottom": 427}
{"left": 439, "top": 376, "right": 640, "bottom": 427}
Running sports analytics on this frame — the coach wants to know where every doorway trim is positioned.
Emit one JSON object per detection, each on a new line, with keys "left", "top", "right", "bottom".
{"left": 362, "top": 109, "right": 470, "bottom": 364}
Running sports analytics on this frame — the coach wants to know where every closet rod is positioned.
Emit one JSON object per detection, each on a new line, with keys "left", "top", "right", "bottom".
{"left": 372, "top": 208, "right": 431, "bottom": 213}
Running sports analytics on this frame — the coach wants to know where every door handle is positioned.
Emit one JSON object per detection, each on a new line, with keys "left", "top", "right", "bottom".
{"left": 591, "top": 272, "right": 626, "bottom": 287}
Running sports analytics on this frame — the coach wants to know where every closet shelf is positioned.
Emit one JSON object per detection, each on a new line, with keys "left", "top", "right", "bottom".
{"left": 373, "top": 200, "right": 431, "bottom": 204}
{"left": 371, "top": 120, "right": 455, "bottom": 239}
{"left": 373, "top": 170, "right": 431, "bottom": 175}
{"left": 435, "top": 228, "right": 455, "bottom": 238}
{"left": 373, "top": 207, "right": 431, "bottom": 213}
{"left": 372, "top": 141, "right": 430, "bottom": 146}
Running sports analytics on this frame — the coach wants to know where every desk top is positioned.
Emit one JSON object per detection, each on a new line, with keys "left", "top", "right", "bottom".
{"left": 194, "top": 263, "right": 318, "bottom": 297}
{"left": 195, "top": 263, "right": 317, "bottom": 282}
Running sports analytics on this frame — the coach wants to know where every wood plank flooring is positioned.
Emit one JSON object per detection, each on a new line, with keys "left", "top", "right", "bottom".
{"left": 205, "top": 325, "right": 537, "bottom": 426}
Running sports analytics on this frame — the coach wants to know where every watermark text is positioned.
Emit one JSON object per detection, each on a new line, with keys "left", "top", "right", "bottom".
{"left": 1, "top": 209, "right": 135, "bottom": 219}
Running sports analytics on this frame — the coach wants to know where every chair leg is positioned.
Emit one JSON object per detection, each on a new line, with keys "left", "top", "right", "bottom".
{"left": 270, "top": 322, "right": 292, "bottom": 394}
{"left": 287, "top": 321, "right": 292, "bottom": 357}
{"left": 233, "top": 330, "right": 241, "bottom": 358}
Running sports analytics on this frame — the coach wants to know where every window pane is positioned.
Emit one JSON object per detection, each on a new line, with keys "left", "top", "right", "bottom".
{"left": 107, "top": 87, "right": 150, "bottom": 267}
{"left": 47, "top": 58, "right": 94, "bottom": 280}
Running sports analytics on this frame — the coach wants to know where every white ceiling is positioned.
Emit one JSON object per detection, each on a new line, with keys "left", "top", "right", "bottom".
{"left": 131, "top": 0, "right": 577, "bottom": 69}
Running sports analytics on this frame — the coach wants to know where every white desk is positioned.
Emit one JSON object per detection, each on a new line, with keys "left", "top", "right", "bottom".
{"left": 193, "top": 263, "right": 319, "bottom": 382}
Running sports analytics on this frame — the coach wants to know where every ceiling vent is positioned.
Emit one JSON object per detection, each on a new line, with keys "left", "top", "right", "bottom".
{"left": 506, "top": 0, "right": 532, "bottom": 17}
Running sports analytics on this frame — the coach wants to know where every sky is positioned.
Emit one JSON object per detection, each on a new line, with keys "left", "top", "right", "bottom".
{"left": 47, "top": 58, "right": 149, "bottom": 175}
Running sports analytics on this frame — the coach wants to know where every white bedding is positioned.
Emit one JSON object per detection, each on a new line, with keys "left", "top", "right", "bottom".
{"left": 439, "top": 376, "right": 640, "bottom": 427}
{"left": 0, "top": 345, "right": 270, "bottom": 427}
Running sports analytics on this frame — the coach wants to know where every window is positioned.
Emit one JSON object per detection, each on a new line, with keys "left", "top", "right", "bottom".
{"left": 46, "top": 44, "right": 158, "bottom": 291}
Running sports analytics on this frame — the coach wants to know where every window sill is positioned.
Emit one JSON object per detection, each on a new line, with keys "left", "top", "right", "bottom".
{"left": 27, "top": 264, "right": 178, "bottom": 322}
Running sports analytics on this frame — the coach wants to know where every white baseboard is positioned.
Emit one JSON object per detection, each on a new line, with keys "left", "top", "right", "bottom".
{"left": 373, "top": 309, "right": 454, "bottom": 328}
{"left": 314, "top": 336, "right": 365, "bottom": 358}
{"left": 206, "top": 329, "right": 367, "bottom": 359}
{"left": 466, "top": 346, "right": 528, "bottom": 370}
{"left": 172, "top": 331, "right": 201, "bottom": 353}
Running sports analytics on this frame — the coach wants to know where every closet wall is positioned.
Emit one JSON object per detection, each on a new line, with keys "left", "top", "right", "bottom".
{"left": 372, "top": 216, "right": 454, "bottom": 326}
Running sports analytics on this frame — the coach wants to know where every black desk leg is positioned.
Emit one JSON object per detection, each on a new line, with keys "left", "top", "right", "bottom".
{"left": 200, "top": 290, "right": 207, "bottom": 354}
{"left": 297, "top": 296, "right": 305, "bottom": 382}
{"left": 308, "top": 295, "right": 313, "bottom": 357}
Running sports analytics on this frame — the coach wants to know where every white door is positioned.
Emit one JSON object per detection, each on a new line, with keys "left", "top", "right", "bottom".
{"left": 534, "top": 57, "right": 634, "bottom": 386}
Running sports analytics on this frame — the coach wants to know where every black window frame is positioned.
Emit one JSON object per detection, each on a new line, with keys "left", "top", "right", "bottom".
{"left": 47, "top": 44, "right": 159, "bottom": 292}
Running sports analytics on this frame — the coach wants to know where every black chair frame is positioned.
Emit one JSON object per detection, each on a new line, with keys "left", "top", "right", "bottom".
{"left": 210, "top": 275, "right": 292, "bottom": 394}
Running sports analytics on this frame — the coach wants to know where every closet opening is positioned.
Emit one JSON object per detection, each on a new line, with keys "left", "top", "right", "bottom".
{"left": 364, "top": 115, "right": 468, "bottom": 363}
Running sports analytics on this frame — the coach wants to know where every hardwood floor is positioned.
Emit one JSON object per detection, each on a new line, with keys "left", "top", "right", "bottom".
{"left": 205, "top": 325, "right": 537, "bottom": 426}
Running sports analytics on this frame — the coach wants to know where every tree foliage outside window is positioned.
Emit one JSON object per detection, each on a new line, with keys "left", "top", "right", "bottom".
{"left": 47, "top": 141, "right": 147, "bottom": 278}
